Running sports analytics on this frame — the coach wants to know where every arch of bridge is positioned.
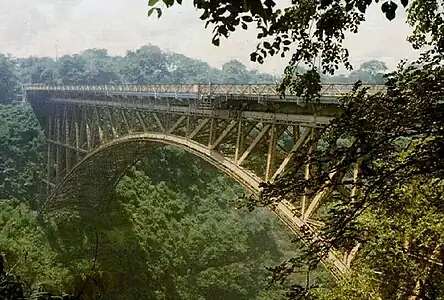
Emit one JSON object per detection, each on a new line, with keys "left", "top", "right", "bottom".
{"left": 44, "top": 132, "right": 348, "bottom": 280}
{"left": 55, "top": 132, "right": 263, "bottom": 197}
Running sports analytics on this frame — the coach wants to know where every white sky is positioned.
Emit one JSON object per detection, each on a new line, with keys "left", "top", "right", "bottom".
{"left": 0, "top": 0, "right": 421, "bottom": 75}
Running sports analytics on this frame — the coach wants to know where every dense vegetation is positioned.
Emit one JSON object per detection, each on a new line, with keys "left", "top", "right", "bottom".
{"left": 0, "top": 46, "right": 277, "bottom": 105}
{"left": 150, "top": 0, "right": 444, "bottom": 299}
{"left": 0, "top": 45, "right": 386, "bottom": 105}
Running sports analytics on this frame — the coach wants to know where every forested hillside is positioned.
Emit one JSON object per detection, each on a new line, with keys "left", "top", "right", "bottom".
{"left": 0, "top": 44, "right": 386, "bottom": 105}
{"left": 0, "top": 45, "right": 276, "bottom": 105}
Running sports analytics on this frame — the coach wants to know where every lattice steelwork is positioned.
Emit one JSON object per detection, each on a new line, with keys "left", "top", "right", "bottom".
{"left": 24, "top": 83, "right": 386, "bottom": 99}
{"left": 25, "top": 83, "right": 383, "bottom": 280}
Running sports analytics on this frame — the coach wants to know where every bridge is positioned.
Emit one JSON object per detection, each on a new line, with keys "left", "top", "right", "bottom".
{"left": 24, "top": 83, "right": 386, "bottom": 280}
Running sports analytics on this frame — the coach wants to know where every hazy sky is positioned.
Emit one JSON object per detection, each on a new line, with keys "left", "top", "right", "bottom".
{"left": 0, "top": 0, "right": 421, "bottom": 74}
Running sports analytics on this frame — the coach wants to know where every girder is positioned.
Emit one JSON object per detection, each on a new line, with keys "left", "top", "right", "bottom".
{"left": 24, "top": 84, "right": 371, "bottom": 280}
{"left": 24, "top": 83, "right": 386, "bottom": 100}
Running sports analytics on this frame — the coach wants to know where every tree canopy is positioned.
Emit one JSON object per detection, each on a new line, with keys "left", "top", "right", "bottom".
{"left": 0, "top": 44, "right": 388, "bottom": 106}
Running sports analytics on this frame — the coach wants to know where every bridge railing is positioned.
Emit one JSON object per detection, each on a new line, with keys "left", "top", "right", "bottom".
{"left": 23, "top": 83, "right": 386, "bottom": 98}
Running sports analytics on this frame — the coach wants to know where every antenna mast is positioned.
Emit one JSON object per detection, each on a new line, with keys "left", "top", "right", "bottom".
{"left": 55, "top": 40, "right": 59, "bottom": 62}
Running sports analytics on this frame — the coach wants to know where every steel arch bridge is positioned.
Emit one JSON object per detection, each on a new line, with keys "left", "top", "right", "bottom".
{"left": 24, "top": 83, "right": 385, "bottom": 280}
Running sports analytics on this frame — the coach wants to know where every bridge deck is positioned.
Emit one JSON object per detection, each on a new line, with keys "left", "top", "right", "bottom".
{"left": 23, "top": 83, "right": 386, "bottom": 103}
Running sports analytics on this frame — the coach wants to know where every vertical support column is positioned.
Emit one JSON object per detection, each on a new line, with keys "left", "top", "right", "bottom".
{"left": 301, "top": 127, "right": 313, "bottom": 219}
{"left": 293, "top": 125, "right": 299, "bottom": 146}
{"left": 106, "top": 108, "right": 118, "bottom": 138}
{"left": 350, "top": 160, "right": 360, "bottom": 199}
{"left": 55, "top": 117, "right": 62, "bottom": 184}
{"left": 64, "top": 105, "right": 71, "bottom": 173}
{"left": 74, "top": 107, "right": 81, "bottom": 162}
{"left": 85, "top": 105, "right": 92, "bottom": 149}
{"left": 234, "top": 120, "right": 244, "bottom": 163}
{"left": 344, "top": 159, "right": 361, "bottom": 266}
{"left": 86, "top": 123, "right": 92, "bottom": 150}
{"left": 82, "top": 106, "right": 92, "bottom": 150}
{"left": 121, "top": 110, "right": 131, "bottom": 134}
{"left": 95, "top": 107, "right": 104, "bottom": 143}
{"left": 208, "top": 117, "right": 216, "bottom": 147}
{"left": 79, "top": 106, "right": 86, "bottom": 150}
{"left": 185, "top": 115, "right": 191, "bottom": 138}
{"left": 265, "top": 123, "right": 278, "bottom": 182}
{"left": 46, "top": 117, "right": 53, "bottom": 196}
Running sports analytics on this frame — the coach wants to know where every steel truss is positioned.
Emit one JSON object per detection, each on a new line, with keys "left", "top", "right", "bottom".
{"left": 24, "top": 83, "right": 386, "bottom": 100}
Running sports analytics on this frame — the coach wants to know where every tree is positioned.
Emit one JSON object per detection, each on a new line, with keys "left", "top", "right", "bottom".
{"left": 0, "top": 105, "right": 45, "bottom": 203}
{"left": 221, "top": 59, "right": 252, "bottom": 83}
{"left": 57, "top": 54, "right": 90, "bottom": 85}
{"left": 120, "top": 45, "right": 171, "bottom": 84}
{"left": 0, "top": 200, "right": 75, "bottom": 297}
{"left": 0, "top": 54, "right": 18, "bottom": 104}
{"left": 348, "top": 60, "right": 388, "bottom": 84}
{"left": 11, "top": 45, "right": 276, "bottom": 88}
{"left": 80, "top": 48, "right": 121, "bottom": 84}
{"left": 165, "top": 52, "right": 223, "bottom": 83}
{"left": 359, "top": 60, "right": 388, "bottom": 76}
{"left": 16, "top": 56, "right": 58, "bottom": 84}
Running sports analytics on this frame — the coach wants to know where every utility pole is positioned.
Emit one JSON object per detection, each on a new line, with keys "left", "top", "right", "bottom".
{"left": 55, "top": 40, "right": 59, "bottom": 62}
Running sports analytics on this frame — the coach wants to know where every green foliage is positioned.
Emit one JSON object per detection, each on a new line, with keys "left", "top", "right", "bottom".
{"left": 115, "top": 170, "right": 274, "bottom": 299}
{"left": 11, "top": 45, "right": 276, "bottom": 86}
{"left": 121, "top": 45, "right": 171, "bottom": 84}
{"left": 313, "top": 177, "right": 444, "bottom": 300}
{"left": 15, "top": 57, "right": 58, "bottom": 85}
{"left": 166, "top": 52, "right": 218, "bottom": 83}
{"left": 80, "top": 49, "right": 121, "bottom": 84}
{"left": 0, "top": 54, "right": 19, "bottom": 104}
{"left": 323, "top": 60, "right": 388, "bottom": 84}
{"left": 0, "top": 44, "right": 387, "bottom": 92}
{"left": 354, "top": 178, "right": 444, "bottom": 299}
{"left": 0, "top": 200, "right": 72, "bottom": 295}
{"left": 0, "top": 105, "right": 45, "bottom": 203}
